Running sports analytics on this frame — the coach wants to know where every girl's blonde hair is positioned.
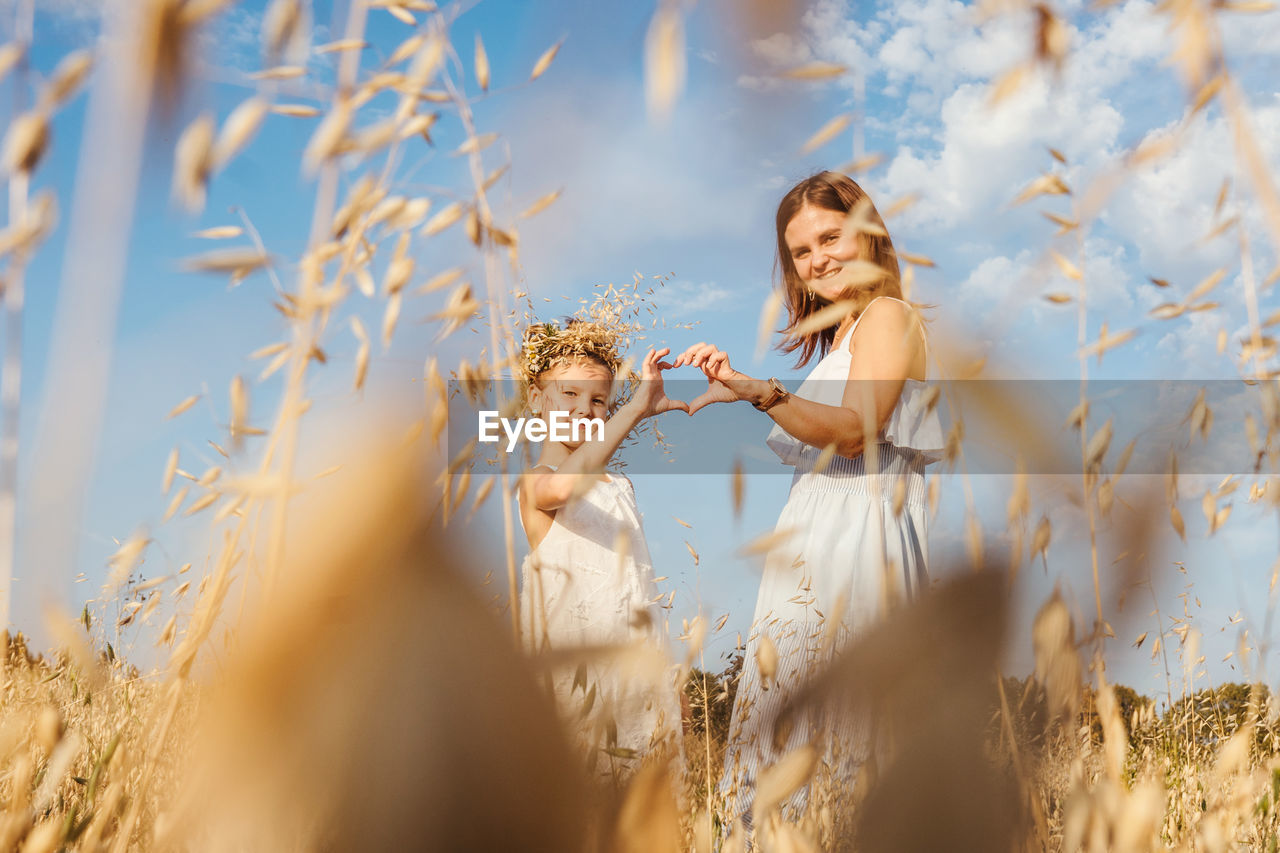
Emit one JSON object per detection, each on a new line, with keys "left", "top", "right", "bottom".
{"left": 519, "top": 319, "right": 621, "bottom": 384}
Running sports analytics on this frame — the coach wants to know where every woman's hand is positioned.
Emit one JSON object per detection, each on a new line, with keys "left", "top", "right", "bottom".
{"left": 673, "top": 342, "right": 750, "bottom": 415}
{"left": 632, "top": 347, "right": 690, "bottom": 418}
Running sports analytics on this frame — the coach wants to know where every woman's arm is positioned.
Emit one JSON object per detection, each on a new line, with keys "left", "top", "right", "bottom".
{"left": 676, "top": 299, "right": 924, "bottom": 459}
{"left": 771, "top": 299, "right": 920, "bottom": 457}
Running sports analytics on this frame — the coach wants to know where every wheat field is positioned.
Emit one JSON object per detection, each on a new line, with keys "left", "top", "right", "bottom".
{"left": 1, "top": 0, "right": 1279, "bottom": 850}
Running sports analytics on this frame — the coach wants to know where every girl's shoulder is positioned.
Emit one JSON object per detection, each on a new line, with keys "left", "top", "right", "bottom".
{"left": 517, "top": 464, "right": 558, "bottom": 505}
{"left": 518, "top": 463, "right": 559, "bottom": 483}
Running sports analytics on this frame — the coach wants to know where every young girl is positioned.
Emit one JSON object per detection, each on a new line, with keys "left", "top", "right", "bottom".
{"left": 516, "top": 319, "right": 686, "bottom": 778}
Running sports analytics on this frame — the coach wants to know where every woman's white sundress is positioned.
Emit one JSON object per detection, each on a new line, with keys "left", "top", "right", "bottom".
{"left": 718, "top": 296, "right": 945, "bottom": 824}
{"left": 519, "top": 470, "right": 682, "bottom": 779}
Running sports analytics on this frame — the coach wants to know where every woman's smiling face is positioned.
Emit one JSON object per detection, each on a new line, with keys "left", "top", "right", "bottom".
{"left": 783, "top": 202, "right": 863, "bottom": 303}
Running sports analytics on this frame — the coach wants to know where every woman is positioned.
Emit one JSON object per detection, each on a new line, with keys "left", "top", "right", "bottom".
{"left": 672, "top": 171, "right": 943, "bottom": 829}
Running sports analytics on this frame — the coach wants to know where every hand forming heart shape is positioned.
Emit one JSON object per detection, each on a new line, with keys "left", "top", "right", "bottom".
{"left": 634, "top": 344, "right": 754, "bottom": 418}
{"left": 670, "top": 342, "right": 749, "bottom": 416}
{"left": 634, "top": 347, "right": 690, "bottom": 416}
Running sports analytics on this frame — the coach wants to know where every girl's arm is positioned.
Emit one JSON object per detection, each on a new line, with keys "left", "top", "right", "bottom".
{"left": 517, "top": 465, "right": 558, "bottom": 549}
{"left": 675, "top": 299, "right": 924, "bottom": 459}
{"left": 524, "top": 401, "right": 646, "bottom": 511}
{"left": 526, "top": 348, "right": 686, "bottom": 511}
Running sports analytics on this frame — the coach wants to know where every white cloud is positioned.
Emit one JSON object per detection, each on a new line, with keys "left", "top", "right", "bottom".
{"left": 800, "top": 0, "right": 878, "bottom": 78}
{"left": 1104, "top": 97, "right": 1280, "bottom": 280}
{"left": 1065, "top": 1, "right": 1170, "bottom": 92}
{"left": 767, "top": 0, "right": 1200, "bottom": 239}
{"left": 736, "top": 73, "right": 782, "bottom": 93}
{"left": 750, "top": 31, "right": 814, "bottom": 67}
{"left": 1217, "top": 4, "right": 1280, "bottom": 60}
{"left": 1145, "top": 266, "right": 1280, "bottom": 380}
{"left": 877, "top": 23, "right": 928, "bottom": 79}
{"left": 956, "top": 238, "right": 1134, "bottom": 321}
{"left": 497, "top": 78, "right": 775, "bottom": 297}
{"left": 196, "top": 5, "right": 269, "bottom": 75}
{"left": 1083, "top": 239, "right": 1138, "bottom": 312}
{"left": 1154, "top": 308, "right": 1229, "bottom": 377}
{"left": 873, "top": 0, "right": 1026, "bottom": 96}
{"left": 877, "top": 73, "right": 1124, "bottom": 232}
{"left": 736, "top": 30, "right": 816, "bottom": 92}
{"left": 658, "top": 280, "right": 735, "bottom": 317}
{"left": 33, "top": 0, "right": 102, "bottom": 44}
{"left": 36, "top": 0, "right": 101, "bottom": 20}
{"left": 959, "top": 250, "right": 1032, "bottom": 305}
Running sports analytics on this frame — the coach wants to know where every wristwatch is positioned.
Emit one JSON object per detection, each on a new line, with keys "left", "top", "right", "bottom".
{"left": 753, "top": 377, "right": 790, "bottom": 411}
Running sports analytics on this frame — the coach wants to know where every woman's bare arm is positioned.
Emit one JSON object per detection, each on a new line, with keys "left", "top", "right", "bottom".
{"left": 675, "top": 299, "right": 924, "bottom": 458}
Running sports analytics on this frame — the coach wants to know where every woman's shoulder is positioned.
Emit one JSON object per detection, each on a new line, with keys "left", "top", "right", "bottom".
{"left": 861, "top": 295, "right": 917, "bottom": 324}
{"left": 856, "top": 296, "right": 924, "bottom": 338}
{"left": 837, "top": 296, "right": 918, "bottom": 353}
{"left": 847, "top": 296, "right": 928, "bottom": 380}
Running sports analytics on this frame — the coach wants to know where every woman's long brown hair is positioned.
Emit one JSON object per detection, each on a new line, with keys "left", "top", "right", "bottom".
{"left": 775, "top": 171, "right": 902, "bottom": 367}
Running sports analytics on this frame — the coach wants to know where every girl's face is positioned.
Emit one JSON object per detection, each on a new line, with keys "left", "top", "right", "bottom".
{"left": 783, "top": 202, "right": 863, "bottom": 303}
{"left": 528, "top": 358, "right": 613, "bottom": 449}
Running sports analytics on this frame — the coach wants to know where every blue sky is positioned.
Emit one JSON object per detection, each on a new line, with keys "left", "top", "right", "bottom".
{"left": 6, "top": 0, "right": 1280, "bottom": 699}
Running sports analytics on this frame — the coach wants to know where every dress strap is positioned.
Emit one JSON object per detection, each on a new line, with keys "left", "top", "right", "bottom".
{"left": 835, "top": 296, "right": 924, "bottom": 354}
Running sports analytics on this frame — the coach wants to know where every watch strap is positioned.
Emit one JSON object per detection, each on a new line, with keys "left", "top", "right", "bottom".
{"left": 753, "top": 377, "right": 789, "bottom": 411}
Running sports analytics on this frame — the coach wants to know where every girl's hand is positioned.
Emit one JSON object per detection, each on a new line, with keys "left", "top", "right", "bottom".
{"left": 634, "top": 347, "right": 690, "bottom": 418}
{"left": 673, "top": 343, "right": 749, "bottom": 415}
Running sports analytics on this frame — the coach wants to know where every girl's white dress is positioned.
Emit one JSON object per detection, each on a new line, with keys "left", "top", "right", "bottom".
{"left": 519, "top": 470, "right": 681, "bottom": 777}
{"left": 718, "top": 296, "right": 944, "bottom": 821}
